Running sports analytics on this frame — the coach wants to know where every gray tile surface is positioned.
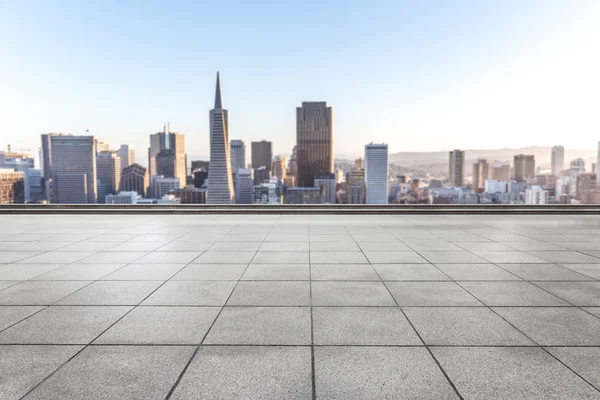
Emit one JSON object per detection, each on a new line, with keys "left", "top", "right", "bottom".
{"left": 25, "top": 345, "right": 195, "bottom": 400}
{"left": 2, "top": 214, "right": 600, "bottom": 399}
{"left": 171, "top": 346, "right": 312, "bottom": 400}
{"left": 432, "top": 347, "right": 600, "bottom": 399}
{"left": 315, "top": 347, "right": 458, "bottom": 399}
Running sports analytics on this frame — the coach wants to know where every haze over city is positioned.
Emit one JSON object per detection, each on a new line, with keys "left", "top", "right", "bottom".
{"left": 2, "top": 0, "right": 600, "bottom": 159}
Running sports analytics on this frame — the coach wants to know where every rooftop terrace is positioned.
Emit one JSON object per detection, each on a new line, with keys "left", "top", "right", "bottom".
{"left": 1, "top": 213, "right": 600, "bottom": 399}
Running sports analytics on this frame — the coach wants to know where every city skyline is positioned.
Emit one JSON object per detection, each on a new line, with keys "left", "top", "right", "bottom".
{"left": 2, "top": 1, "right": 600, "bottom": 158}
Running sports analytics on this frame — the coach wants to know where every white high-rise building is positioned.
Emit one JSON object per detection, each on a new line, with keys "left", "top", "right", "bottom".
{"left": 365, "top": 143, "right": 388, "bottom": 204}
{"left": 50, "top": 135, "right": 97, "bottom": 204}
{"left": 117, "top": 145, "right": 135, "bottom": 170}
{"left": 235, "top": 168, "right": 254, "bottom": 204}
{"left": 551, "top": 146, "right": 565, "bottom": 176}
{"left": 207, "top": 73, "right": 235, "bottom": 204}
{"left": 525, "top": 185, "right": 549, "bottom": 204}
{"left": 484, "top": 180, "right": 508, "bottom": 194}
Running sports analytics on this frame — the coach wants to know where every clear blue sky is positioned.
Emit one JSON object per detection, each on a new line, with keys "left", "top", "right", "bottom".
{"left": 1, "top": 0, "right": 599, "bottom": 163}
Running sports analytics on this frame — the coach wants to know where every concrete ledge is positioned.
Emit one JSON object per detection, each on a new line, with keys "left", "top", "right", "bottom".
{"left": 1, "top": 204, "right": 599, "bottom": 214}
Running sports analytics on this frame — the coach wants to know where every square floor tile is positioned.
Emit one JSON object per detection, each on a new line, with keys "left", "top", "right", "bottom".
{"left": 498, "top": 264, "right": 593, "bottom": 281}
{"left": 170, "top": 346, "right": 312, "bottom": 400}
{"left": 106, "top": 242, "right": 166, "bottom": 252}
{"left": 0, "top": 264, "right": 64, "bottom": 280}
{"left": 502, "top": 241, "right": 567, "bottom": 251}
{"left": 252, "top": 252, "right": 309, "bottom": 264}
{"left": 313, "top": 307, "right": 421, "bottom": 345}
{"left": 0, "top": 252, "right": 43, "bottom": 263}
{"left": 529, "top": 251, "right": 600, "bottom": 264}
{"left": 101, "top": 264, "right": 184, "bottom": 281}
{"left": 0, "top": 306, "right": 131, "bottom": 344}
{"left": 0, "top": 345, "right": 83, "bottom": 400}
{"left": 0, "top": 306, "right": 44, "bottom": 331}
{"left": 95, "top": 306, "right": 220, "bottom": 345}
{"left": 259, "top": 242, "right": 310, "bottom": 252}
{"left": 209, "top": 242, "right": 262, "bottom": 252}
{"left": 534, "top": 282, "right": 600, "bottom": 306}
{"left": 7, "top": 242, "right": 68, "bottom": 252}
{"left": 204, "top": 307, "right": 311, "bottom": 345}
{"left": 227, "top": 281, "right": 310, "bottom": 306}
{"left": 310, "top": 242, "right": 361, "bottom": 252}
{"left": 435, "top": 264, "right": 521, "bottom": 281}
{"left": 193, "top": 251, "right": 255, "bottom": 264}
{"left": 17, "top": 252, "right": 95, "bottom": 264}
{"left": 132, "top": 252, "right": 201, "bottom": 264}
{"left": 310, "top": 252, "right": 368, "bottom": 264}
{"left": 356, "top": 242, "right": 411, "bottom": 251}
{"left": 460, "top": 282, "right": 569, "bottom": 306}
{"left": 311, "top": 282, "right": 396, "bottom": 306}
{"left": 81, "top": 252, "right": 148, "bottom": 264}
{"left": 172, "top": 264, "right": 247, "bottom": 280}
{"left": 32, "top": 264, "right": 125, "bottom": 281}
{"left": 419, "top": 251, "right": 488, "bottom": 264}
{"left": 494, "top": 307, "right": 600, "bottom": 345}
{"left": 386, "top": 282, "right": 482, "bottom": 306}
{"left": 404, "top": 241, "right": 461, "bottom": 251}
{"left": 142, "top": 281, "right": 236, "bottom": 306}
{"left": 311, "top": 264, "right": 379, "bottom": 281}
{"left": 309, "top": 234, "right": 352, "bottom": 242}
{"left": 315, "top": 347, "right": 458, "bottom": 400}
{"left": 431, "top": 347, "right": 599, "bottom": 399}
{"left": 57, "top": 281, "right": 162, "bottom": 305}
{"left": 56, "top": 242, "right": 117, "bottom": 252}
{"left": 25, "top": 345, "right": 194, "bottom": 400}
{"left": 373, "top": 264, "right": 450, "bottom": 281}
{"left": 472, "top": 251, "right": 549, "bottom": 264}
{"left": 403, "top": 307, "right": 534, "bottom": 345}
{"left": 456, "top": 242, "right": 515, "bottom": 251}
{"left": 560, "top": 264, "right": 600, "bottom": 280}
{"left": 241, "top": 264, "right": 309, "bottom": 280}
{"left": 546, "top": 347, "right": 600, "bottom": 390}
{"left": 0, "top": 281, "right": 91, "bottom": 305}
{"left": 364, "top": 251, "right": 428, "bottom": 264}
{"left": 157, "top": 241, "right": 214, "bottom": 251}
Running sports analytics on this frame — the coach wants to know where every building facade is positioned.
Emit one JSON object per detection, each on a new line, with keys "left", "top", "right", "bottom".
{"left": 472, "top": 159, "right": 489, "bottom": 189}
{"left": 151, "top": 175, "right": 180, "bottom": 199}
{"left": 314, "top": 172, "right": 336, "bottom": 204}
{"left": 230, "top": 140, "right": 246, "bottom": 174}
{"left": 272, "top": 155, "right": 287, "bottom": 181}
{"left": 251, "top": 140, "right": 273, "bottom": 172}
{"left": 513, "top": 154, "right": 535, "bottom": 182}
{"left": 448, "top": 150, "right": 464, "bottom": 187}
{"left": 120, "top": 163, "right": 148, "bottom": 196}
{"left": 117, "top": 145, "right": 135, "bottom": 171}
{"left": 551, "top": 145, "right": 565, "bottom": 176}
{"left": 96, "top": 151, "right": 121, "bottom": 203}
{"left": 206, "top": 73, "right": 235, "bottom": 204}
{"left": 0, "top": 170, "right": 25, "bottom": 204}
{"left": 365, "top": 143, "right": 389, "bottom": 204}
{"left": 50, "top": 135, "right": 97, "bottom": 204}
{"left": 296, "top": 102, "right": 333, "bottom": 187}
{"left": 105, "top": 191, "right": 142, "bottom": 204}
{"left": 148, "top": 125, "right": 186, "bottom": 188}
{"left": 284, "top": 187, "right": 321, "bottom": 204}
{"left": 235, "top": 168, "right": 254, "bottom": 204}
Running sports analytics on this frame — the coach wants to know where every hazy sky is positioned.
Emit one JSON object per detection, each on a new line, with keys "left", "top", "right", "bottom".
{"left": 1, "top": 0, "right": 599, "bottom": 162}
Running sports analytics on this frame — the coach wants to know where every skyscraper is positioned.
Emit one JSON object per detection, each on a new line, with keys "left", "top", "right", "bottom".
{"left": 551, "top": 146, "right": 565, "bottom": 176}
{"left": 251, "top": 140, "right": 273, "bottom": 172}
{"left": 513, "top": 154, "right": 535, "bottom": 182}
{"left": 230, "top": 140, "right": 246, "bottom": 174}
{"left": 117, "top": 145, "right": 135, "bottom": 171}
{"left": 120, "top": 163, "right": 148, "bottom": 196}
{"left": 96, "top": 151, "right": 121, "bottom": 203}
{"left": 490, "top": 162, "right": 511, "bottom": 181}
{"left": 0, "top": 170, "right": 25, "bottom": 204}
{"left": 314, "top": 172, "right": 336, "bottom": 204}
{"left": 296, "top": 102, "right": 333, "bottom": 187}
{"left": 235, "top": 168, "right": 254, "bottom": 204}
{"left": 449, "top": 150, "right": 464, "bottom": 187}
{"left": 50, "top": 135, "right": 97, "bottom": 204}
{"left": 206, "top": 72, "right": 235, "bottom": 204}
{"left": 148, "top": 124, "right": 186, "bottom": 187}
{"left": 272, "top": 155, "right": 287, "bottom": 181}
{"left": 472, "top": 158, "right": 489, "bottom": 189}
{"left": 365, "top": 143, "right": 389, "bottom": 204}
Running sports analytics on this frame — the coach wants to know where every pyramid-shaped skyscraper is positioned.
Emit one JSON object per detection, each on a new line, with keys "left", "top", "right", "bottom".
{"left": 206, "top": 72, "right": 235, "bottom": 204}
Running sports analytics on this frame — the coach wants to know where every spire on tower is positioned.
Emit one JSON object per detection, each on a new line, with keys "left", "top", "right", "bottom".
{"left": 214, "top": 71, "right": 223, "bottom": 110}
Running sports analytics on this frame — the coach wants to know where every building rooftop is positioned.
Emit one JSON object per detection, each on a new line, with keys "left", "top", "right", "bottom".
{"left": 1, "top": 213, "right": 600, "bottom": 399}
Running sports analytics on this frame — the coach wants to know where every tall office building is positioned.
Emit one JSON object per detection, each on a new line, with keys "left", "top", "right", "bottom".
{"left": 41, "top": 133, "right": 69, "bottom": 200}
{"left": 148, "top": 124, "right": 186, "bottom": 187}
{"left": 206, "top": 72, "right": 235, "bottom": 204}
{"left": 96, "top": 151, "right": 121, "bottom": 203}
{"left": 272, "top": 155, "right": 287, "bottom": 181}
{"left": 117, "top": 145, "right": 135, "bottom": 170}
{"left": 95, "top": 139, "right": 109, "bottom": 154}
{"left": 50, "top": 135, "right": 97, "bottom": 204}
{"left": 120, "top": 163, "right": 148, "bottom": 196}
{"left": 365, "top": 143, "right": 389, "bottom": 204}
{"left": 449, "top": 150, "right": 464, "bottom": 187}
{"left": 490, "top": 162, "right": 511, "bottom": 181}
{"left": 251, "top": 140, "right": 273, "bottom": 172}
{"left": 551, "top": 146, "right": 565, "bottom": 176}
{"left": 472, "top": 159, "right": 489, "bottom": 189}
{"left": 235, "top": 168, "right": 254, "bottom": 204}
{"left": 513, "top": 154, "right": 535, "bottom": 182}
{"left": 296, "top": 102, "right": 333, "bottom": 187}
{"left": 0, "top": 170, "right": 25, "bottom": 204}
{"left": 151, "top": 175, "right": 180, "bottom": 199}
{"left": 253, "top": 166, "right": 270, "bottom": 185}
{"left": 230, "top": 140, "right": 246, "bottom": 174}
{"left": 314, "top": 172, "right": 336, "bottom": 204}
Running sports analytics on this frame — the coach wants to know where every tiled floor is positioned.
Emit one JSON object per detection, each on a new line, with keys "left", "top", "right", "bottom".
{"left": 1, "top": 214, "right": 600, "bottom": 399}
